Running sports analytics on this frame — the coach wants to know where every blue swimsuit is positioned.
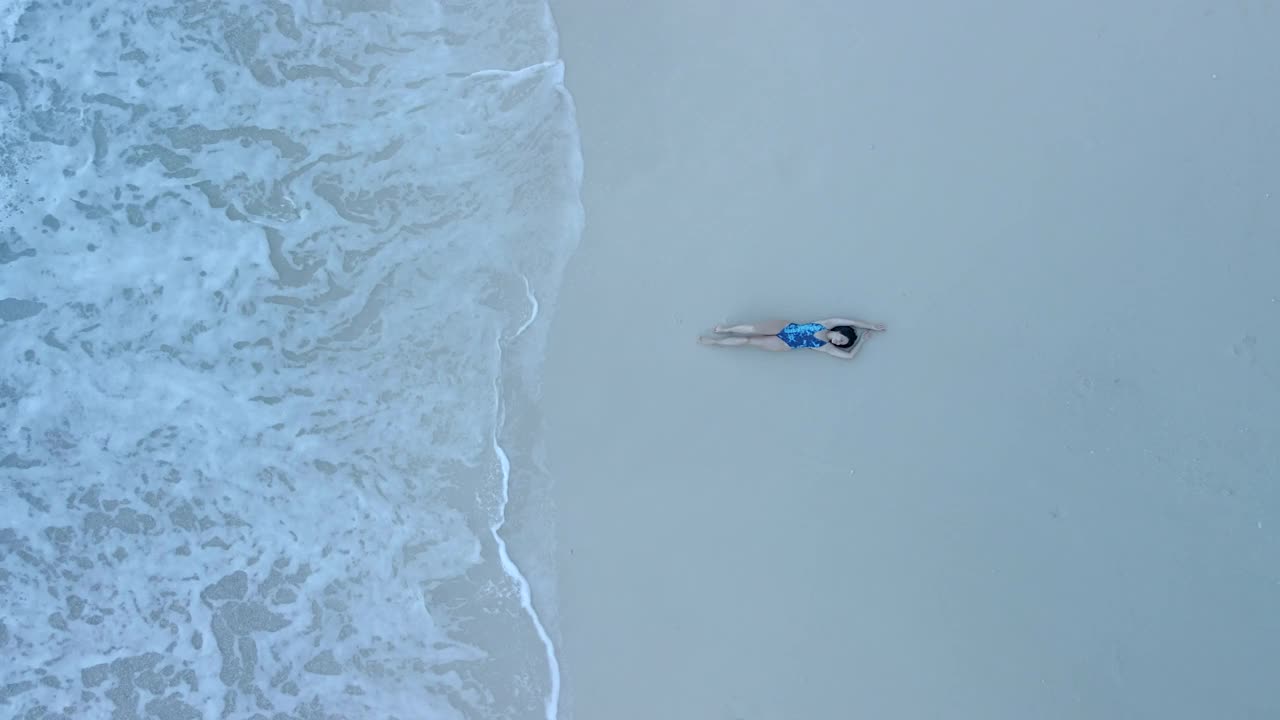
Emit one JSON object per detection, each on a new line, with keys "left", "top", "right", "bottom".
{"left": 776, "top": 322, "right": 827, "bottom": 349}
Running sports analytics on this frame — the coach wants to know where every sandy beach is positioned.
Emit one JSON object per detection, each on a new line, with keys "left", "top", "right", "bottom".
{"left": 542, "top": 2, "right": 1280, "bottom": 718}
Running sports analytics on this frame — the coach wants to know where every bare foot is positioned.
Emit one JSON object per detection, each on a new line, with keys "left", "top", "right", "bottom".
{"left": 713, "top": 324, "right": 727, "bottom": 333}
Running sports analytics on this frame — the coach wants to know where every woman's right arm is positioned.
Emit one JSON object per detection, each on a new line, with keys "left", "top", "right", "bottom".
{"left": 819, "top": 344, "right": 862, "bottom": 360}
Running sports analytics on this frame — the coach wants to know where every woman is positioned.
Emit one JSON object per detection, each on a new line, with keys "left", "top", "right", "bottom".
{"left": 698, "top": 317, "right": 886, "bottom": 359}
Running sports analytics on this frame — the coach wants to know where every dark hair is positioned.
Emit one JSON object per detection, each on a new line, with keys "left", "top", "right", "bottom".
{"left": 827, "top": 325, "right": 859, "bottom": 348}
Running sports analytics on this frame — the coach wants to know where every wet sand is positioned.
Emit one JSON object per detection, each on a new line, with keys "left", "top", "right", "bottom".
{"left": 542, "top": 2, "right": 1280, "bottom": 718}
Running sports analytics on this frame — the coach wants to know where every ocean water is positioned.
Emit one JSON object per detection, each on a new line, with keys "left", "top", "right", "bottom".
{"left": 0, "top": 1, "right": 582, "bottom": 718}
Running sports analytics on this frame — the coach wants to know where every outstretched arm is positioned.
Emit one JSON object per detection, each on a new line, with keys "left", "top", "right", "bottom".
{"left": 820, "top": 317, "right": 886, "bottom": 332}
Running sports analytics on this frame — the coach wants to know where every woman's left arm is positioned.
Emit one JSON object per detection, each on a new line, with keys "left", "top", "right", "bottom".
{"left": 820, "top": 317, "right": 887, "bottom": 332}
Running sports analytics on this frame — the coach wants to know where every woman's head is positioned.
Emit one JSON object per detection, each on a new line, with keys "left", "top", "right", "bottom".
{"left": 827, "top": 325, "right": 859, "bottom": 348}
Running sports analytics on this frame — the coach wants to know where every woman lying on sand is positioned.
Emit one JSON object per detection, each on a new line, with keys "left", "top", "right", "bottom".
{"left": 698, "top": 317, "right": 886, "bottom": 359}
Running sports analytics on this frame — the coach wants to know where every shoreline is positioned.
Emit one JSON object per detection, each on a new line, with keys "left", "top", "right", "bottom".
{"left": 492, "top": 36, "right": 586, "bottom": 718}
{"left": 493, "top": 275, "right": 561, "bottom": 720}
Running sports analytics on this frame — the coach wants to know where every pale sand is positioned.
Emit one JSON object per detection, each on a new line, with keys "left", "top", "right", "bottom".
{"left": 541, "top": 2, "right": 1280, "bottom": 718}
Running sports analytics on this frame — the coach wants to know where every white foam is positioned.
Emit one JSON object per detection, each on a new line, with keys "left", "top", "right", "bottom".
{"left": 0, "top": 0, "right": 24, "bottom": 52}
{"left": 0, "top": 0, "right": 582, "bottom": 718}
{"left": 492, "top": 277, "right": 561, "bottom": 720}
{"left": 517, "top": 274, "right": 542, "bottom": 338}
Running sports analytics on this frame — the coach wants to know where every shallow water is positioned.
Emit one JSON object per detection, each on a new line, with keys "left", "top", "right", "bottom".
{"left": 1, "top": 1, "right": 582, "bottom": 718}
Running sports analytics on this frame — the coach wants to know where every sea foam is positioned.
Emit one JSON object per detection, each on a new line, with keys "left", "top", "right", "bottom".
{"left": 0, "top": 1, "right": 580, "bottom": 718}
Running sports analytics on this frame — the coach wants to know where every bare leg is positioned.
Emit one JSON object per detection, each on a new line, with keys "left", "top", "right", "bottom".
{"left": 746, "top": 336, "right": 791, "bottom": 351}
{"left": 698, "top": 335, "right": 790, "bottom": 351}
{"left": 712, "top": 319, "right": 790, "bottom": 335}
